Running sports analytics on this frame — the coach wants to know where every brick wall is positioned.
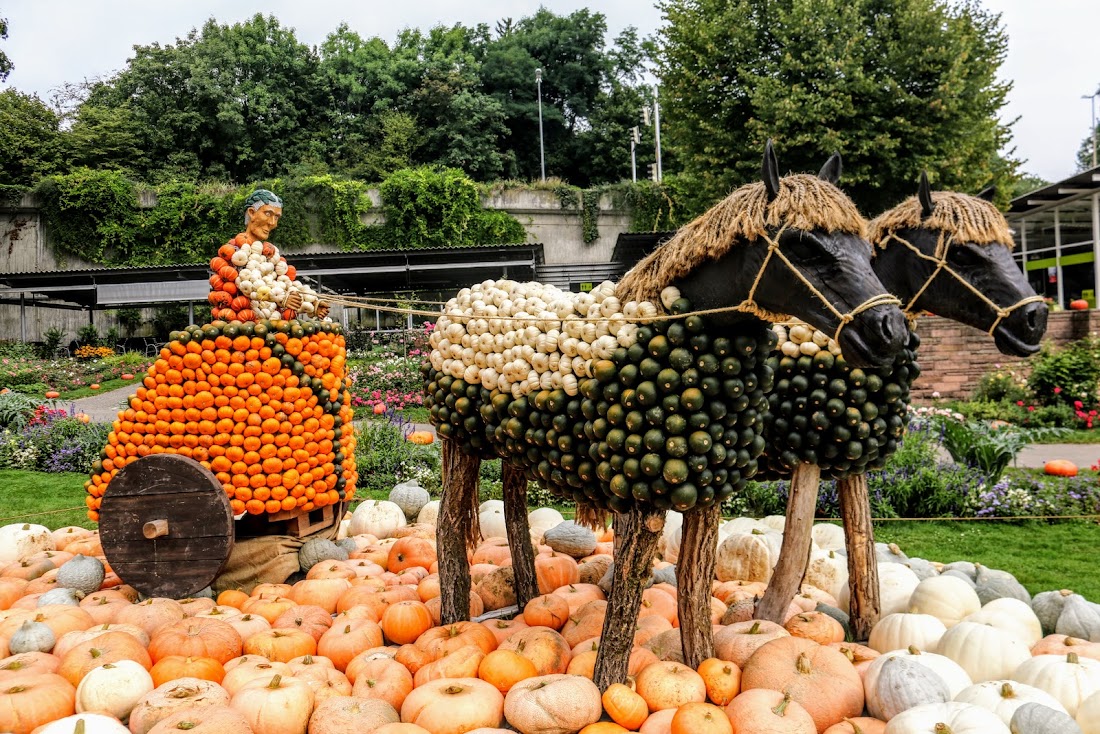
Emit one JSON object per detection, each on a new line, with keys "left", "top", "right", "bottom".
{"left": 911, "top": 310, "right": 1100, "bottom": 402}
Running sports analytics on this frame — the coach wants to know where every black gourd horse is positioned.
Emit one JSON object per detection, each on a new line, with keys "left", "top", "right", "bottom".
{"left": 429, "top": 142, "right": 909, "bottom": 689}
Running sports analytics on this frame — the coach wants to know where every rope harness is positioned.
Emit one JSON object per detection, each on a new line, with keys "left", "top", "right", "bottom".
{"left": 882, "top": 232, "right": 1045, "bottom": 336}
{"left": 315, "top": 227, "right": 900, "bottom": 351}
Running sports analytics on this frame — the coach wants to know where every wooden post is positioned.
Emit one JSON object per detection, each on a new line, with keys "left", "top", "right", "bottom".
{"left": 437, "top": 439, "right": 481, "bottom": 624}
{"left": 593, "top": 505, "right": 664, "bottom": 690}
{"left": 756, "top": 463, "right": 821, "bottom": 623}
{"left": 142, "top": 519, "right": 169, "bottom": 539}
{"left": 503, "top": 461, "right": 538, "bottom": 610}
{"left": 838, "top": 473, "right": 880, "bottom": 641}
{"left": 677, "top": 504, "right": 720, "bottom": 668}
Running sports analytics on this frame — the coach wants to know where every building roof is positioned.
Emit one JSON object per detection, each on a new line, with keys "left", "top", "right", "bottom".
{"left": 1007, "top": 164, "right": 1100, "bottom": 218}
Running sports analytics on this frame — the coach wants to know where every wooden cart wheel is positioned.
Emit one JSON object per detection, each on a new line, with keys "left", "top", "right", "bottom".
{"left": 99, "top": 454, "right": 234, "bottom": 598}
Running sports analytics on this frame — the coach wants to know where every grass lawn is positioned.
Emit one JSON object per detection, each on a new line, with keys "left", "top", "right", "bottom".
{"left": 0, "top": 470, "right": 95, "bottom": 530}
{"left": 1030, "top": 428, "right": 1100, "bottom": 444}
{"left": 58, "top": 375, "right": 143, "bottom": 401}
{"left": 874, "top": 520, "right": 1100, "bottom": 600}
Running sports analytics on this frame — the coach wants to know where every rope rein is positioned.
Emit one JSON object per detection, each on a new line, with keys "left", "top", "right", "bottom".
{"left": 882, "top": 232, "right": 1045, "bottom": 335}
{"left": 319, "top": 227, "right": 901, "bottom": 348}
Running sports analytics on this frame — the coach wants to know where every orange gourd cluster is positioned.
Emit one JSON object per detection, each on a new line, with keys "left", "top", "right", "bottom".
{"left": 207, "top": 234, "right": 300, "bottom": 323}
{"left": 86, "top": 319, "right": 357, "bottom": 520}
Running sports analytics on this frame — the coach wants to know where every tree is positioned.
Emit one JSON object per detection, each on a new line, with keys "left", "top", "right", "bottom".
{"left": 656, "top": 0, "right": 1017, "bottom": 213}
{"left": 0, "top": 15, "right": 12, "bottom": 82}
{"left": 1076, "top": 119, "right": 1098, "bottom": 172}
{"left": 0, "top": 89, "right": 62, "bottom": 189}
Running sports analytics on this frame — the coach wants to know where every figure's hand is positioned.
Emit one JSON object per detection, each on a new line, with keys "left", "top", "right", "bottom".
{"left": 317, "top": 302, "right": 330, "bottom": 320}
{"left": 281, "top": 292, "right": 303, "bottom": 311}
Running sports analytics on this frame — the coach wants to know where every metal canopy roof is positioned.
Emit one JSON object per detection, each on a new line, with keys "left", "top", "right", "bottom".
{"left": 611, "top": 231, "right": 677, "bottom": 267}
{"left": 1008, "top": 164, "right": 1100, "bottom": 217}
{"left": 0, "top": 244, "right": 543, "bottom": 309}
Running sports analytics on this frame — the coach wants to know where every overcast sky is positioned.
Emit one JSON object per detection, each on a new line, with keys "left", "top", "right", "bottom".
{"left": 2, "top": 0, "right": 1097, "bottom": 184}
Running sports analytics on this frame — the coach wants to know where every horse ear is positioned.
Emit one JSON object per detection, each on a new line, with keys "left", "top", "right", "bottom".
{"left": 918, "top": 171, "right": 934, "bottom": 218}
{"left": 762, "top": 140, "right": 781, "bottom": 201}
{"left": 976, "top": 185, "right": 996, "bottom": 202}
{"left": 818, "top": 152, "right": 842, "bottom": 185}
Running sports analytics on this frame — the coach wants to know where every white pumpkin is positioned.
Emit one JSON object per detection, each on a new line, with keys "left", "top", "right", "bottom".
{"left": 715, "top": 530, "right": 781, "bottom": 583}
{"left": 479, "top": 499, "right": 504, "bottom": 513}
{"left": 805, "top": 549, "right": 848, "bottom": 602}
{"left": 884, "top": 701, "right": 1010, "bottom": 733}
{"left": 869, "top": 613, "right": 947, "bottom": 654}
{"left": 909, "top": 575, "right": 982, "bottom": 627}
{"left": 965, "top": 597, "right": 1043, "bottom": 646}
{"left": 761, "top": 515, "right": 787, "bottom": 532}
{"left": 811, "top": 522, "right": 845, "bottom": 551}
{"left": 954, "top": 680, "right": 1067, "bottom": 725}
{"left": 347, "top": 500, "right": 407, "bottom": 538}
{"left": 528, "top": 507, "right": 565, "bottom": 531}
{"left": 417, "top": 500, "right": 441, "bottom": 527}
{"left": 76, "top": 659, "right": 155, "bottom": 720}
{"left": 721, "top": 516, "right": 767, "bottom": 535}
{"left": 1012, "top": 653, "right": 1100, "bottom": 717}
{"left": 659, "top": 510, "right": 684, "bottom": 559}
{"left": 662, "top": 524, "right": 683, "bottom": 564}
{"left": 1078, "top": 689, "right": 1100, "bottom": 734}
{"left": 865, "top": 646, "right": 973, "bottom": 698}
{"left": 479, "top": 507, "right": 508, "bottom": 541}
{"left": 936, "top": 622, "right": 1031, "bottom": 683}
{"left": 32, "top": 713, "right": 130, "bottom": 734}
{"left": 841, "top": 561, "right": 920, "bottom": 616}
{"left": 865, "top": 655, "right": 951, "bottom": 721}
{"left": 0, "top": 523, "right": 54, "bottom": 563}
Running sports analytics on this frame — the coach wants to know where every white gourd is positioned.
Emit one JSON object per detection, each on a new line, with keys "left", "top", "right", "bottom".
{"left": 1012, "top": 653, "right": 1100, "bottom": 717}
{"left": 805, "top": 549, "right": 848, "bottom": 602}
{"left": 841, "top": 561, "right": 919, "bottom": 616}
{"left": 811, "top": 523, "right": 845, "bottom": 551}
{"left": 954, "top": 680, "right": 1067, "bottom": 726}
{"left": 417, "top": 501, "right": 441, "bottom": 527}
{"left": 1078, "top": 689, "right": 1100, "bottom": 734}
{"left": 909, "top": 575, "right": 983, "bottom": 627}
{"left": 966, "top": 598, "right": 1043, "bottom": 646}
{"left": 347, "top": 500, "right": 407, "bottom": 538}
{"left": 0, "top": 523, "right": 54, "bottom": 563}
{"left": 883, "top": 701, "right": 1010, "bottom": 733}
{"left": 32, "top": 714, "right": 130, "bottom": 734}
{"left": 76, "top": 659, "right": 155, "bottom": 720}
{"left": 480, "top": 507, "right": 507, "bottom": 541}
{"left": 936, "top": 622, "right": 1032, "bottom": 682}
{"left": 869, "top": 613, "right": 947, "bottom": 654}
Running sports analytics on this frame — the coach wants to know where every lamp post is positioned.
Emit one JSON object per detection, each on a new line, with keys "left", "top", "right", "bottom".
{"left": 536, "top": 67, "right": 545, "bottom": 181}
{"left": 653, "top": 84, "right": 662, "bottom": 182}
{"left": 1085, "top": 89, "right": 1100, "bottom": 168}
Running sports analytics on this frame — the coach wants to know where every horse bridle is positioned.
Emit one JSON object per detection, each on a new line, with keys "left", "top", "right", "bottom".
{"left": 737, "top": 226, "right": 902, "bottom": 345}
{"left": 880, "top": 231, "right": 1045, "bottom": 336}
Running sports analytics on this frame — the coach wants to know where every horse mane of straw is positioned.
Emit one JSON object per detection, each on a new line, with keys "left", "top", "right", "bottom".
{"left": 869, "top": 192, "right": 1015, "bottom": 250}
{"left": 615, "top": 174, "right": 868, "bottom": 304}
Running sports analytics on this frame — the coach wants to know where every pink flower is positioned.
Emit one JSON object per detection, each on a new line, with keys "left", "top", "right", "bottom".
{"left": 1054, "top": 386, "right": 1063, "bottom": 394}
{"left": 1027, "top": 406, "right": 1034, "bottom": 412}
{"left": 1075, "top": 400, "right": 1084, "bottom": 409}
{"left": 1016, "top": 400, "right": 1024, "bottom": 406}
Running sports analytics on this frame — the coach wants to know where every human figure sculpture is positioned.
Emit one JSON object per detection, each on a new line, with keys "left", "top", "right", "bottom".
{"left": 208, "top": 189, "right": 330, "bottom": 322}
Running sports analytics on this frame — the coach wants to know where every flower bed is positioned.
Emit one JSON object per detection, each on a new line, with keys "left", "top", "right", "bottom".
{"left": 0, "top": 352, "right": 150, "bottom": 396}
{"left": 0, "top": 404, "right": 111, "bottom": 473}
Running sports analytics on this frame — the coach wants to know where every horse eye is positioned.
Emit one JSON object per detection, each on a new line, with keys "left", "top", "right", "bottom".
{"left": 948, "top": 247, "right": 980, "bottom": 266}
{"left": 783, "top": 236, "right": 822, "bottom": 261}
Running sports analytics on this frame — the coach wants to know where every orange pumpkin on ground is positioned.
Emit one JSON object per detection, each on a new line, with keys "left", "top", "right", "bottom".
{"left": 821, "top": 718, "right": 888, "bottom": 734}
{"left": 698, "top": 657, "right": 742, "bottom": 706}
{"left": 1044, "top": 459, "right": 1078, "bottom": 477}
{"left": 635, "top": 661, "right": 707, "bottom": 712}
{"left": 724, "top": 689, "right": 816, "bottom": 734}
{"left": 148, "top": 617, "right": 242, "bottom": 664}
{"left": 603, "top": 682, "right": 650, "bottom": 730}
{"left": 149, "top": 656, "right": 226, "bottom": 687}
{"left": 672, "top": 702, "right": 733, "bottom": 734}
{"left": 478, "top": 649, "right": 537, "bottom": 693}
{"left": 350, "top": 657, "right": 414, "bottom": 711}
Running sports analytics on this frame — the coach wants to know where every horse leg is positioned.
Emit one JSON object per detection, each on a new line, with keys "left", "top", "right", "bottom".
{"left": 677, "top": 504, "right": 720, "bottom": 668}
{"left": 503, "top": 461, "right": 537, "bottom": 610}
{"left": 437, "top": 439, "right": 481, "bottom": 624}
{"left": 756, "top": 463, "right": 821, "bottom": 623}
{"left": 593, "top": 505, "right": 664, "bottom": 690}
{"left": 838, "top": 473, "right": 880, "bottom": 640}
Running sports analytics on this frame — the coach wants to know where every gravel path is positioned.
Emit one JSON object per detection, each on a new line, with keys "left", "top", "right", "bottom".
{"left": 65, "top": 385, "right": 133, "bottom": 423}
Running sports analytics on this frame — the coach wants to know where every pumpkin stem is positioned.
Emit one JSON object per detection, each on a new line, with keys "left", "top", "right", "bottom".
{"left": 268, "top": 674, "right": 283, "bottom": 688}
{"left": 175, "top": 723, "right": 197, "bottom": 731}
{"left": 75, "top": 721, "right": 85, "bottom": 734}
{"left": 302, "top": 655, "right": 315, "bottom": 665}
{"left": 795, "top": 653, "right": 812, "bottom": 675}
{"left": 907, "top": 645, "right": 921, "bottom": 655}
{"left": 1000, "top": 682, "right": 1015, "bottom": 698}
{"left": 933, "top": 725, "right": 954, "bottom": 734}
{"left": 444, "top": 685, "right": 465, "bottom": 694}
{"left": 90, "top": 648, "right": 102, "bottom": 658}
{"left": 771, "top": 693, "right": 792, "bottom": 717}
{"left": 845, "top": 720, "right": 863, "bottom": 734}
{"left": 1068, "top": 652, "right": 1080, "bottom": 665}
{"left": 747, "top": 622, "right": 761, "bottom": 635}
{"left": 5, "top": 686, "right": 26, "bottom": 694}
{"left": 344, "top": 625, "right": 352, "bottom": 634}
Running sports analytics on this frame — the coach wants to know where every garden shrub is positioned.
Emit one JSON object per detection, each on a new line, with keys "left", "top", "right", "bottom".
{"left": 353, "top": 419, "right": 441, "bottom": 496}
{"left": 1026, "top": 336, "right": 1100, "bottom": 407}
{"left": 973, "top": 365, "right": 1029, "bottom": 403}
{"left": 0, "top": 406, "right": 111, "bottom": 473}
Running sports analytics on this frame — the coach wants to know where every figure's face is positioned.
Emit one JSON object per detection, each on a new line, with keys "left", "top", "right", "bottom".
{"left": 246, "top": 204, "right": 282, "bottom": 242}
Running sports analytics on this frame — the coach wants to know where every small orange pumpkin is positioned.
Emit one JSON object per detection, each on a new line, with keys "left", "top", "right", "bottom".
{"left": 406, "top": 431, "right": 434, "bottom": 445}
{"left": 1044, "top": 459, "right": 1078, "bottom": 477}
{"left": 602, "top": 682, "right": 649, "bottom": 730}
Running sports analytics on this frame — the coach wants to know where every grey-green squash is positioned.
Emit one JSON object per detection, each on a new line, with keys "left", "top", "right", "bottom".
{"left": 56, "top": 554, "right": 105, "bottom": 595}
{"left": 865, "top": 654, "right": 952, "bottom": 721}
{"left": 1011, "top": 701, "right": 1083, "bottom": 734}
{"left": 944, "top": 560, "right": 979, "bottom": 581}
{"left": 298, "top": 537, "right": 349, "bottom": 572}
{"left": 875, "top": 542, "right": 909, "bottom": 564}
{"left": 1056, "top": 594, "right": 1100, "bottom": 642}
{"left": 37, "top": 587, "right": 83, "bottom": 606}
{"left": 543, "top": 521, "right": 597, "bottom": 558}
{"left": 8, "top": 619, "right": 55, "bottom": 654}
{"left": 975, "top": 565, "right": 1031, "bottom": 605}
{"left": 906, "top": 557, "right": 940, "bottom": 581}
{"left": 1033, "top": 590, "right": 1075, "bottom": 637}
{"left": 389, "top": 481, "right": 430, "bottom": 521}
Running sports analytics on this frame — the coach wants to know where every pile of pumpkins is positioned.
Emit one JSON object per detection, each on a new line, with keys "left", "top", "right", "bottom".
{"left": 0, "top": 503, "right": 1098, "bottom": 734}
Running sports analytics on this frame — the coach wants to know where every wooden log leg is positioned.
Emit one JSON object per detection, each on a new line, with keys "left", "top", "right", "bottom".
{"left": 437, "top": 439, "right": 481, "bottom": 624}
{"left": 593, "top": 505, "right": 664, "bottom": 690}
{"left": 756, "top": 463, "right": 821, "bottom": 623}
{"left": 503, "top": 461, "right": 537, "bottom": 610}
{"left": 677, "top": 504, "right": 720, "bottom": 669}
{"left": 838, "top": 473, "right": 880, "bottom": 641}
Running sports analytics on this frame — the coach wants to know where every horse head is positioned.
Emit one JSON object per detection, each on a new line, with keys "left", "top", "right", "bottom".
{"left": 619, "top": 142, "right": 907, "bottom": 368}
{"left": 871, "top": 173, "right": 1047, "bottom": 357}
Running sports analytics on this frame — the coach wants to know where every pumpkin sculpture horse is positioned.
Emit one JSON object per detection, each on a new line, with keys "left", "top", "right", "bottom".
{"left": 426, "top": 143, "right": 909, "bottom": 689}
{"left": 743, "top": 175, "right": 1047, "bottom": 640}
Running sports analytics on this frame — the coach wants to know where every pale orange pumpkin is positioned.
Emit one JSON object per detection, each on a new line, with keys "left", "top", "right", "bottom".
{"left": 350, "top": 656, "right": 413, "bottom": 710}
{"left": 535, "top": 556, "right": 580, "bottom": 594}
{"left": 288, "top": 579, "right": 349, "bottom": 614}
{"left": 221, "top": 659, "right": 291, "bottom": 697}
{"left": 413, "top": 646, "right": 486, "bottom": 687}
{"left": 177, "top": 597, "right": 217, "bottom": 617}
{"left": 713, "top": 620, "right": 790, "bottom": 668}
{"left": 415, "top": 622, "right": 498, "bottom": 660}
{"left": 523, "top": 594, "right": 570, "bottom": 631}
{"left": 148, "top": 617, "right": 243, "bottom": 664}
{"left": 128, "top": 678, "right": 230, "bottom": 734}
{"left": 242, "top": 628, "right": 316, "bottom": 662}
{"left": 827, "top": 642, "right": 881, "bottom": 679}
{"left": 115, "top": 598, "right": 186, "bottom": 637}
{"left": 566, "top": 650, "right": 597, "bottom": 678}
{"left": 639, "top": 588, "right": 678, "bottom": 626}
{"left": 387, "top": 537, "right": 437, "bottom": 573}
{"left": 381, "top": 600, "right": 434, "bottom": 645}
{"left": 149, "top": 656, "right": 226, "bottom": 687}
{"left": 639, "top": 709, "right": 677, "bottom": 734}
{"left": 395, "top": 644, "right": 435, "bottom": 676}
{"left": 307, "top": 697, "right": 399, "bottom": 732}
{"left": 373, "top": 724, "right": 432, "bottom": 734}
{"left": 145, "top": 703, "right": 251, "bottom": 733}
{"left": 0, "top": 652, "right": 60, "bottom": 681}
{"left": 417, "top": 575, "right": 441, "bottom": 602}
{"left": 723, "top": 689, "right": 816, "bottom": 734}
{"left": 240, "top": 595, "right": 297, "bottom": 624}
{"left": 272, "top": 604, "right": 333, "bottom": 642}
{"left": 230, "top": 673, "right": 314, "bottom": 734}
{"left": 290, "top": 663, "right": 350, "bottom": 704}
{"left": 478, "top": 617, "right": 528, "bottom": 646}
{"left": 0, "top": 672, "right": 75, "bottom": 733}
{"left": 220, "top": 613, "right": 270, "bottom": 642}
{"left": 784, "top": 612, "right": 845, "bottom": 645}
{"left": 316, "top": 619, "right": 384, "bottom": 671}
{"left": 697, "top": 657, "right": 741, "bottom": 706}
{"left": 740, "top": 637, "right": 864, "bottom": 732}
{"left": 603, "top": 682, "right": 650, "bottom": 730}
{"left": 580, "top": 724, "right": 629, "bottom": 734}
{"left": 58, "top": 631, "right": 152, "bottom": 686}
{"left": 400, "top": 678, "right": 505, "bottom": 734}
{"left": 552, "top": 583, "right": 605, "bottom": 615}
{"left": 498, "top": 627, "right": 571, "bottom": 676}
{"left": 216, "top": 590, "right": 249, "bottom": 610}
{"left": 821, "top": 718, "right": 888, "bottom": 734}
{"left": 635, "top": 661, "right": 707, "bottom": 712}
{"left": 306, "top": 560, "right": 356, "bottom": 581}
{"left": 471, "top": 539, "right": 512, "bottom": 567}
{"left": 0, "top": 578, "right": 29, "bottom": 611}
{"left": 478, "top": 649, "right": 537, "bottom": 693}
{"left": 671, "top": 702, "right": 733, "bottom": 734}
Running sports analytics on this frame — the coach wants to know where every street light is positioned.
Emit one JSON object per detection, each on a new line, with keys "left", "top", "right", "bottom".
{"left": 536, "top": 67, "right": 545, "bottom": 181}
{"left": 1085, "top": 88, "right": 1100, "bottom": 169}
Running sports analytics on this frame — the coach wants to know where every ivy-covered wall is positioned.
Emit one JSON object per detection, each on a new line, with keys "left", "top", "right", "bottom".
{"left": 10, "top": 167, "right": 692, "bottom": 270}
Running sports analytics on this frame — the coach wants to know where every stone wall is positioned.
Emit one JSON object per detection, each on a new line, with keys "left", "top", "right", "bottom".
{"left": 911, "top": 310, "right": 1100, "bottom": 402}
